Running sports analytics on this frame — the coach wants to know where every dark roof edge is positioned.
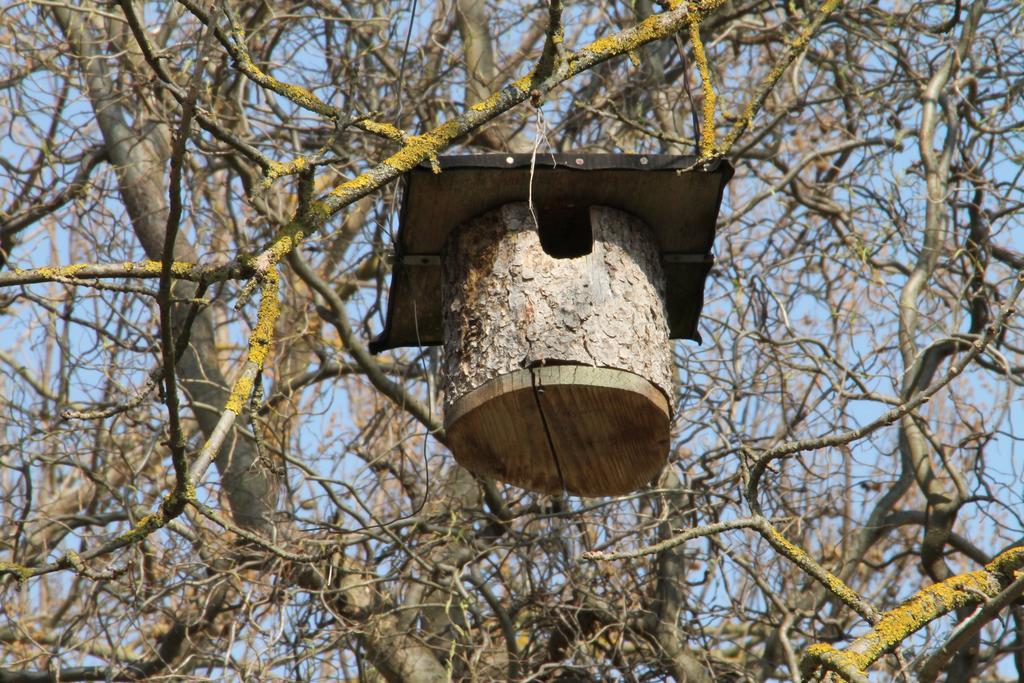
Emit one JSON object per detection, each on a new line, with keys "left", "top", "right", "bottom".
{"left": 414, "top": 153, "right": 733, "bottom": 174}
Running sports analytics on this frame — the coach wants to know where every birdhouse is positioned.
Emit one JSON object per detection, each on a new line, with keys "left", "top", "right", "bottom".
{"left": 371, "top": 154, "right": 732, "bottom": 496}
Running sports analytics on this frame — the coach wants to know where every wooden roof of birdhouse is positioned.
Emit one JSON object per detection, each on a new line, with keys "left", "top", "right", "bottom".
{"left": 369, "top": 153, "right": 733, "bottom": 353}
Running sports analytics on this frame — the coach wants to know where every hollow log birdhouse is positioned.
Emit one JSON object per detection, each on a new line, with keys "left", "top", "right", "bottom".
{"left": 370, "top": 154, "right": 732, "bottom": 496}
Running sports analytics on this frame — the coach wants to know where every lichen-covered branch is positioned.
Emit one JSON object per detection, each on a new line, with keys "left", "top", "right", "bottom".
{"left": 688, "top": 15, "right": 717, "bottom": 159}
{"left": 917, "top": 570, "right": 1024, "bottom": 680}
{"left": 754, "top": 517, "right": 880, "bottom": 624}
{"left": 179, "top": 272, "right": 283, "bottom": 512}
{"left": 801, "top": 547, "right": 1024, "bottom": 681}
{"left": 0, "top": 260, "right": 251, "bottom": 287}
{"left": 535, "top": 0, "right": 566, "bottom": 84}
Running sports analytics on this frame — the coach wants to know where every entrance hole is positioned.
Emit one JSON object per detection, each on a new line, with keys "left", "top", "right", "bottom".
{"left": 536, "top": 203, "right": 593, "bottom": 259}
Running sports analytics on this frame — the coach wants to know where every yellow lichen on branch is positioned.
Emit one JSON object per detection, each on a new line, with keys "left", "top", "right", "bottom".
{"left": 0, "top": 260, "right": 254, "bottom": 288}
{"left": 0, "top": 271, "right": 282, "bottom": 582}
{"left": 470, "top": 76, "right": 532, "bottom": 112}
{"left": 226, "top": 273, "right": 281, "bottom": 414}
{"left": 356, "top": 119, "right": 408, "bottom": 143}
{"left": 0, "top": 561, "right": 33, "bottom": 583}
{"left": 246, "top": 275, "right": 280, "bottom": 368}
{"left": 689, "top": 16, "right": 718, "bottom": 159}
{"left": 756, "top": 520, "right": 879, "bottom": 623}
{"left": 243, "top": 119, "right": 467, "bottom": 286}
{"left": 583, "top": 514, "right": 878, "bottom": 625}
{"left": 29, "top": 263, "right": 90, "bottom": 280}
{"left": 137, "top": 260, "right": 200, "bottom": 278}
{"left": 801, "top": 547, "right": 1024, "bottom": 682}
{"left": 245, "top": 224, "right": 305, "bottom": 299}
{"left": 225, "top": 375, "right": 255, "bottom": 415}
{"left": 263, "top": 157, "right": 312, "bottom": 186}
{"left": 228, "top": 20, "right": 339, "bottom": 120}
{"left": 114, "top": 512, "right": 165, "bottom": 544}
{"left": 257, "top": 121, "right": 409, "bottom": 192}
{"left": 363, "top": 120, "right": 465, "bottom": 177}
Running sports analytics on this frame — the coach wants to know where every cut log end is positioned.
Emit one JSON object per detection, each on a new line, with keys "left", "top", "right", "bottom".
{"left": 445, "top": 367, "right": 670, "bottom": 496}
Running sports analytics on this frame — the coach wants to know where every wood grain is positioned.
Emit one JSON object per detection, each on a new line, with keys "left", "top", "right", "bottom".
{"left": 446, "top": 366, "right": 670, "bottom": 495}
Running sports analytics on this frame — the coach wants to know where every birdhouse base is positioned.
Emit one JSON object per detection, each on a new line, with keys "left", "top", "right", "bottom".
{"left": 445, "top": 365, "right": 670, "bottom": 496}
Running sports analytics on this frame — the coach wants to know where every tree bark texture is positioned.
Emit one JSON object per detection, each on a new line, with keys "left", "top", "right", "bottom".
{"left": 441, "top": 202, "right": 674, "bottom": 495}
